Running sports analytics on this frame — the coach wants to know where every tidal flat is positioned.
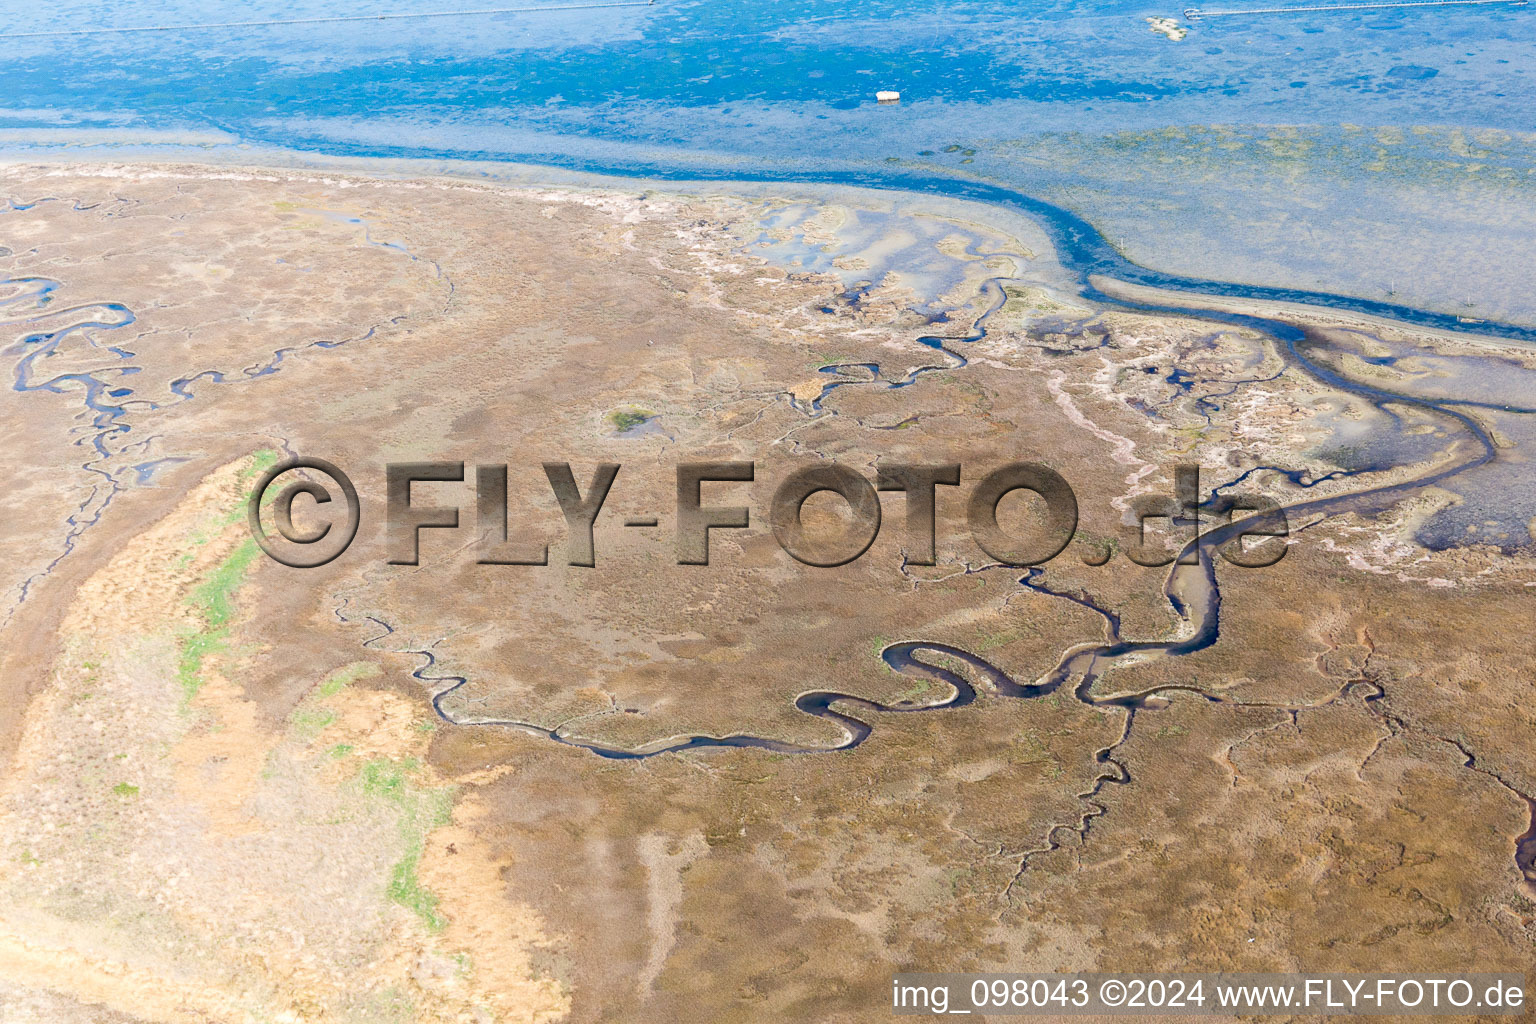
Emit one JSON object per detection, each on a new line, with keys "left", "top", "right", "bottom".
{"left": 0, "top": 162, "right": 1533, "bottom": 1022}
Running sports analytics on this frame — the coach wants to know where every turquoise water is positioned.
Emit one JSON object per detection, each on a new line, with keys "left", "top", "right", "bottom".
{"left": 2, "top": 0, "right": 1533, "bottom": 318}
{"left": 2, "top": 0, "right": 1532, "bottom": 320}
{"left": 4, "top": 0, "right": 1531, "bottom": 134}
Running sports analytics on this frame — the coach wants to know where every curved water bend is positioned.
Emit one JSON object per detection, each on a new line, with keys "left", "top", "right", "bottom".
{"left": 768, "top": 168, "right": 1536, "bottom": 343}
{"left": 313, "top": 146, "right": 1536, "bottom": 346}
{"left": 0, "top": 198, "right": 451, "bottom": 622}
{"left": 342, "top": 602, "right": 1036, "bottom": 759}
{"left": 341, "top": 536, "right": 1269, "bottom": 762}
{"left": 280, "top": 163, "right": 1532, "bottom": 882}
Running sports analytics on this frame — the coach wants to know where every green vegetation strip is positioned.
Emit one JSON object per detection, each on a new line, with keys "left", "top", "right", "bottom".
{"left": 177, "top": 537, "right": 260, "bottom": 700}
{"left": 177, "top": 450, "right": 279, "bottom": 701}
{"left": 359, "top": 758, "right": 454, "bottom": 931}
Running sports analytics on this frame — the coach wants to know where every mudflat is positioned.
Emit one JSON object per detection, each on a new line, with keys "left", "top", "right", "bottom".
{"left": 1, "top": 164, "right": 1532, "bottom": 1023}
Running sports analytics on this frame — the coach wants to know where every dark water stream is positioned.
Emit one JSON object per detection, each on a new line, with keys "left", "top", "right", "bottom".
{"left": 328, "top": 169, "right": 1535, "bottom": 889}
{"left": 4, "top": 173, "right": 1531, "bottom": 892}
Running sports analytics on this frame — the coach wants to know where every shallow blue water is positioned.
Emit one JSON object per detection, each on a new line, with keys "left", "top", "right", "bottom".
{"left": 3, "top": 0, "right": 1535, "bottom": 555}
{"left": 3, "top": 0, "right": 1532, "bottom": 317}
{"left": 3, "top": 0, "right": 1530, "bottom": 134}
{"left": 6, "top": 0, "right": 1529, "bottom": 322}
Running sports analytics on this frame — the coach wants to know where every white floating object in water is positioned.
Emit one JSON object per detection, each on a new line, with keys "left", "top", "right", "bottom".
{"left": 1146, "top": 16, "right": 1188, "bottom": 39}
{"left": 876, "top": 90, "right": 901, "bottom": 103}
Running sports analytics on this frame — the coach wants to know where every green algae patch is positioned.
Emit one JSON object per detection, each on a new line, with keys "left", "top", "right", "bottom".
{"left": 176, "top": 450, "right": 280, "bottom": 702}
{"left": 318, "top": 661, "right": 379, "bottom": 698}
{"left": 387, "top": 844, "right": 442, "bottom": 932}
{"left": 286, "top": 656, "right": 453, "bottom": 934}
{"left": 608, "top": 408, "right": 655, "bottom": 433}
{"left": 291, "top": 706, "right": 337, "bottom": 738}
{"left": 242, "top": 448, "right": 280, "bottom": 480}
{"left": 354, "top": 757, "right": 454, "bottom": 932}
{"left": 286, "top": 663, "right": 384, "bottom": 742}
{"left": 177, "top": 537, "right": 260, "bottom": 702}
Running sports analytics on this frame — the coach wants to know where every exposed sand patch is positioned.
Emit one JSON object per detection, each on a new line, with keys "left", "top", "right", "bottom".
{"left": 0, "top": 925, "right": 249, "bottom": 1024}
{"left": 325, "top": 685, "right": 429, "bottom": 763}
{"left": 418, "top": 794, "right": 572, "bottom": 1023}
{"left": 0, "top": 455, "right": 570, "bottom": 1022}
{"left": 171, "top": 671, "right": 271, "bottom": 837}
{"left": 636, "top": 833, "right": 708, "bottom": 994}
